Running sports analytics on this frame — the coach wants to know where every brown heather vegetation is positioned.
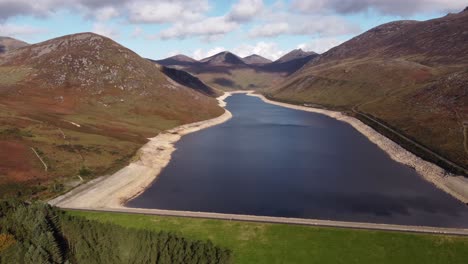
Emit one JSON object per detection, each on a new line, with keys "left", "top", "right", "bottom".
{"left": 0, "top": 33, "right": 223, "bottom": 199}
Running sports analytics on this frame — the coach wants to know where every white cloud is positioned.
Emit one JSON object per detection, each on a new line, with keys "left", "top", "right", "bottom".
{"left": 0, "top": 0, "right": 211, "bottom": 24}
{"left": 233, "top": 41, "right": 285, "bottom": 60}
{"left": 127, "top": 0, "right": 209, "bottom": 24}
{"left": 192, "top": 46, "right": 226, "bottom": 60}
{"left": 159, "top": 16, "right": 238, "bottom": 40}
{"left": 297, "top": 37, "right": 346, "bottom": 53}
{"left": 1, "top": 0, "right": 464, "bottom": 24}
{"left": 228, "top": 0, "right": 264, "bottom": 22}
{"left": 94, "top": 6, "right": 119, "bottom": 21}
{"left": 92, "top": 22, "right": 120, "bottom": 39}
{"left": 0, "top": 23, "right": 47, "bottom": 36}
{"left": 248, "top": 22, "right": 289, "bottom": 38}
{"left": 0, "top": 0, "right": 58, "bottom": 21}
{"left": 248, "top": 15, "right": 360, "bottom": 38}
{"left": 291, "top": 0, "right": 465, "bottom": 16}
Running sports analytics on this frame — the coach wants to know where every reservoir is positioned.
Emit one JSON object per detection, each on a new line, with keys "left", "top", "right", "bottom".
{"left": 128, "top": 94, "right": 468, "bottom": 228}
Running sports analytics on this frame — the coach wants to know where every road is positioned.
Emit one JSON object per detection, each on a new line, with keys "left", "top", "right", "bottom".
{"left": 352, "top": 107, "right": 468, "bottom": 176}
{"left": 61, "top": 206, "right": 468, "bottom": 236}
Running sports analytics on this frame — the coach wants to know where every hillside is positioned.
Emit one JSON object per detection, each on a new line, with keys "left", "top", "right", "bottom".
{"left": 156, "top": 49, "right": 316, "bottom": 91}
{"left": 269, "top": 10, "right": 468, "bottom": 171}
{"left": 0, "top": 37, "right": 28, "bottom": 54}
{"left": 160, "top": 66, "right": 219, "bottom": 97}
{"left": 0, "top": 32, "right": 223, "bottom": 198}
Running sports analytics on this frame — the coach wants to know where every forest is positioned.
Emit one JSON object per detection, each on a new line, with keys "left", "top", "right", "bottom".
{"left": 0, "top": 200, "right": 232, "bottom": 264}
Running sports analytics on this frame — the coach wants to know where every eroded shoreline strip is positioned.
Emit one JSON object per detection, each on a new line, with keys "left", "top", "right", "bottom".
{"left": 246, "top": 92, "right": 468, "bottom": 204}
{"left": 50, "top": 93, "right": 236, "bottom": 208}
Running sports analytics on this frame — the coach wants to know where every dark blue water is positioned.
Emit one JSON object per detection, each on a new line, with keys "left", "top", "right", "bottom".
{"left": 128, "top": 94, "right": 468, "bottom": 227}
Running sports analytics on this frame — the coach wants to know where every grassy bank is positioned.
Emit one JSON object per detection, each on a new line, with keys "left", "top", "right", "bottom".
{"left": 69, "top": 210, "right": 468, "bottom": 264}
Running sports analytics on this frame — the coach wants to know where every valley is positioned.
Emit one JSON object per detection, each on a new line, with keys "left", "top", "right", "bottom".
{"left": 1, "top": 5, "right": 468, "bottom": 263}
{"left": 0, "top": 10, "right": 466, "bottom": 219}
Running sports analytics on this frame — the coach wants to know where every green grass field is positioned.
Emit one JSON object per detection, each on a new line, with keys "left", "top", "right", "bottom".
{"left": 69, "top": 210, "right": 468, "bottom": 264}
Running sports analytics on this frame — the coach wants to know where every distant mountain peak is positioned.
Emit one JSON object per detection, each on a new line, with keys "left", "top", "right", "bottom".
{"left": 156, "top": 54, "right": 198, "bottom": 67}
{"left": 275, "top": 49, "right": 317, "bottom": 63}
{"left": 169, "top": 54, "right": 197, "bottom": 62}
{"left": 0, "top": 36, "right": 29, "bottom": 54}
{"left": 200, "top": 51, "right": 245, "bottom": 66}
{"left": 242, "top": 54, "right": 272, "bottom": 65}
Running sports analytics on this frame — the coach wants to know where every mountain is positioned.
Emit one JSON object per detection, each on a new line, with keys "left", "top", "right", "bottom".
{"left": 242, "top": 54, "right": 272, "bottom": 65}
{"left": 0, "top": 36, "right": 28, "bottom": 54}
{"left": 269, "top": 10, "right": 468, "bottom": 171}
{"left": 0, "top": 32, "right": 223, "bottom": 198}
{"left": 275, "top": 49, "right": 317, "bottom": 63}
{"left": 200, "top": 51, "right": 246, "bottom": 66}
{"left": 260, "top": 49, "right": 319, "bottom": 74}
{"left": 156, "top": 54, "right": 198, "bottom": 67}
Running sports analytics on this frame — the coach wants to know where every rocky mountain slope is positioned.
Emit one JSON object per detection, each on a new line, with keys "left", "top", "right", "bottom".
{"left": 269, "top": 9, "right": 468, "bottom": 171}
{"left": 0, "top": 32, "right": 223, "bottom": 198}
{"left": 0, "top": 37, "right": 28, "bottom": 54}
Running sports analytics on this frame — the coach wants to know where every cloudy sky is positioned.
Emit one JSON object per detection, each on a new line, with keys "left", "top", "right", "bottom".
{"left": 0, "top": 0, "right": 465, "bottom": 60}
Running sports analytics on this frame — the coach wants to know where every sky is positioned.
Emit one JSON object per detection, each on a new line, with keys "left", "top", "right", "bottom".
{"left": 0, "top": 0, "right": 465, "bottom": 60}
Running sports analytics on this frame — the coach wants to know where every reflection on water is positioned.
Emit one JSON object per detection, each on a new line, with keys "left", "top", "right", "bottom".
{"left": 128, "top": 94, "right": 468, "bottom": 228}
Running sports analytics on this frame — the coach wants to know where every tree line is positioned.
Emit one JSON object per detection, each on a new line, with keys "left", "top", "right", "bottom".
{"left": 0, "top": 200, "right": 232, "bottom": 263}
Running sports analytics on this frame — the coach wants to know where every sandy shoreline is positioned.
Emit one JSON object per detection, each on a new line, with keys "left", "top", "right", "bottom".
{"left": 50, "top": 90, "right": 468, "bottom": 209}
{"left": 246, "top": 92, "right": 468, "bottom": 204}
{"left": 50, "top": 93, "right": 235, "bottom": 208}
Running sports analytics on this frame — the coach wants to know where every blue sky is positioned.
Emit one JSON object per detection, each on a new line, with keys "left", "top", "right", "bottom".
{"left": 0, "top": 0, "right": 465, "bottom": 60}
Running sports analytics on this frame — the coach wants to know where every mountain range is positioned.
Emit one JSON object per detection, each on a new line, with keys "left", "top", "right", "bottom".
{"left": 156, "top": 48, "right": 318, "bottom": 91}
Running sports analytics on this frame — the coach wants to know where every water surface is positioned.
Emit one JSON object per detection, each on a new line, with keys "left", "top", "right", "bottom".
{"left": 128, "top": 94, "right": 468, "bottom": 227}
